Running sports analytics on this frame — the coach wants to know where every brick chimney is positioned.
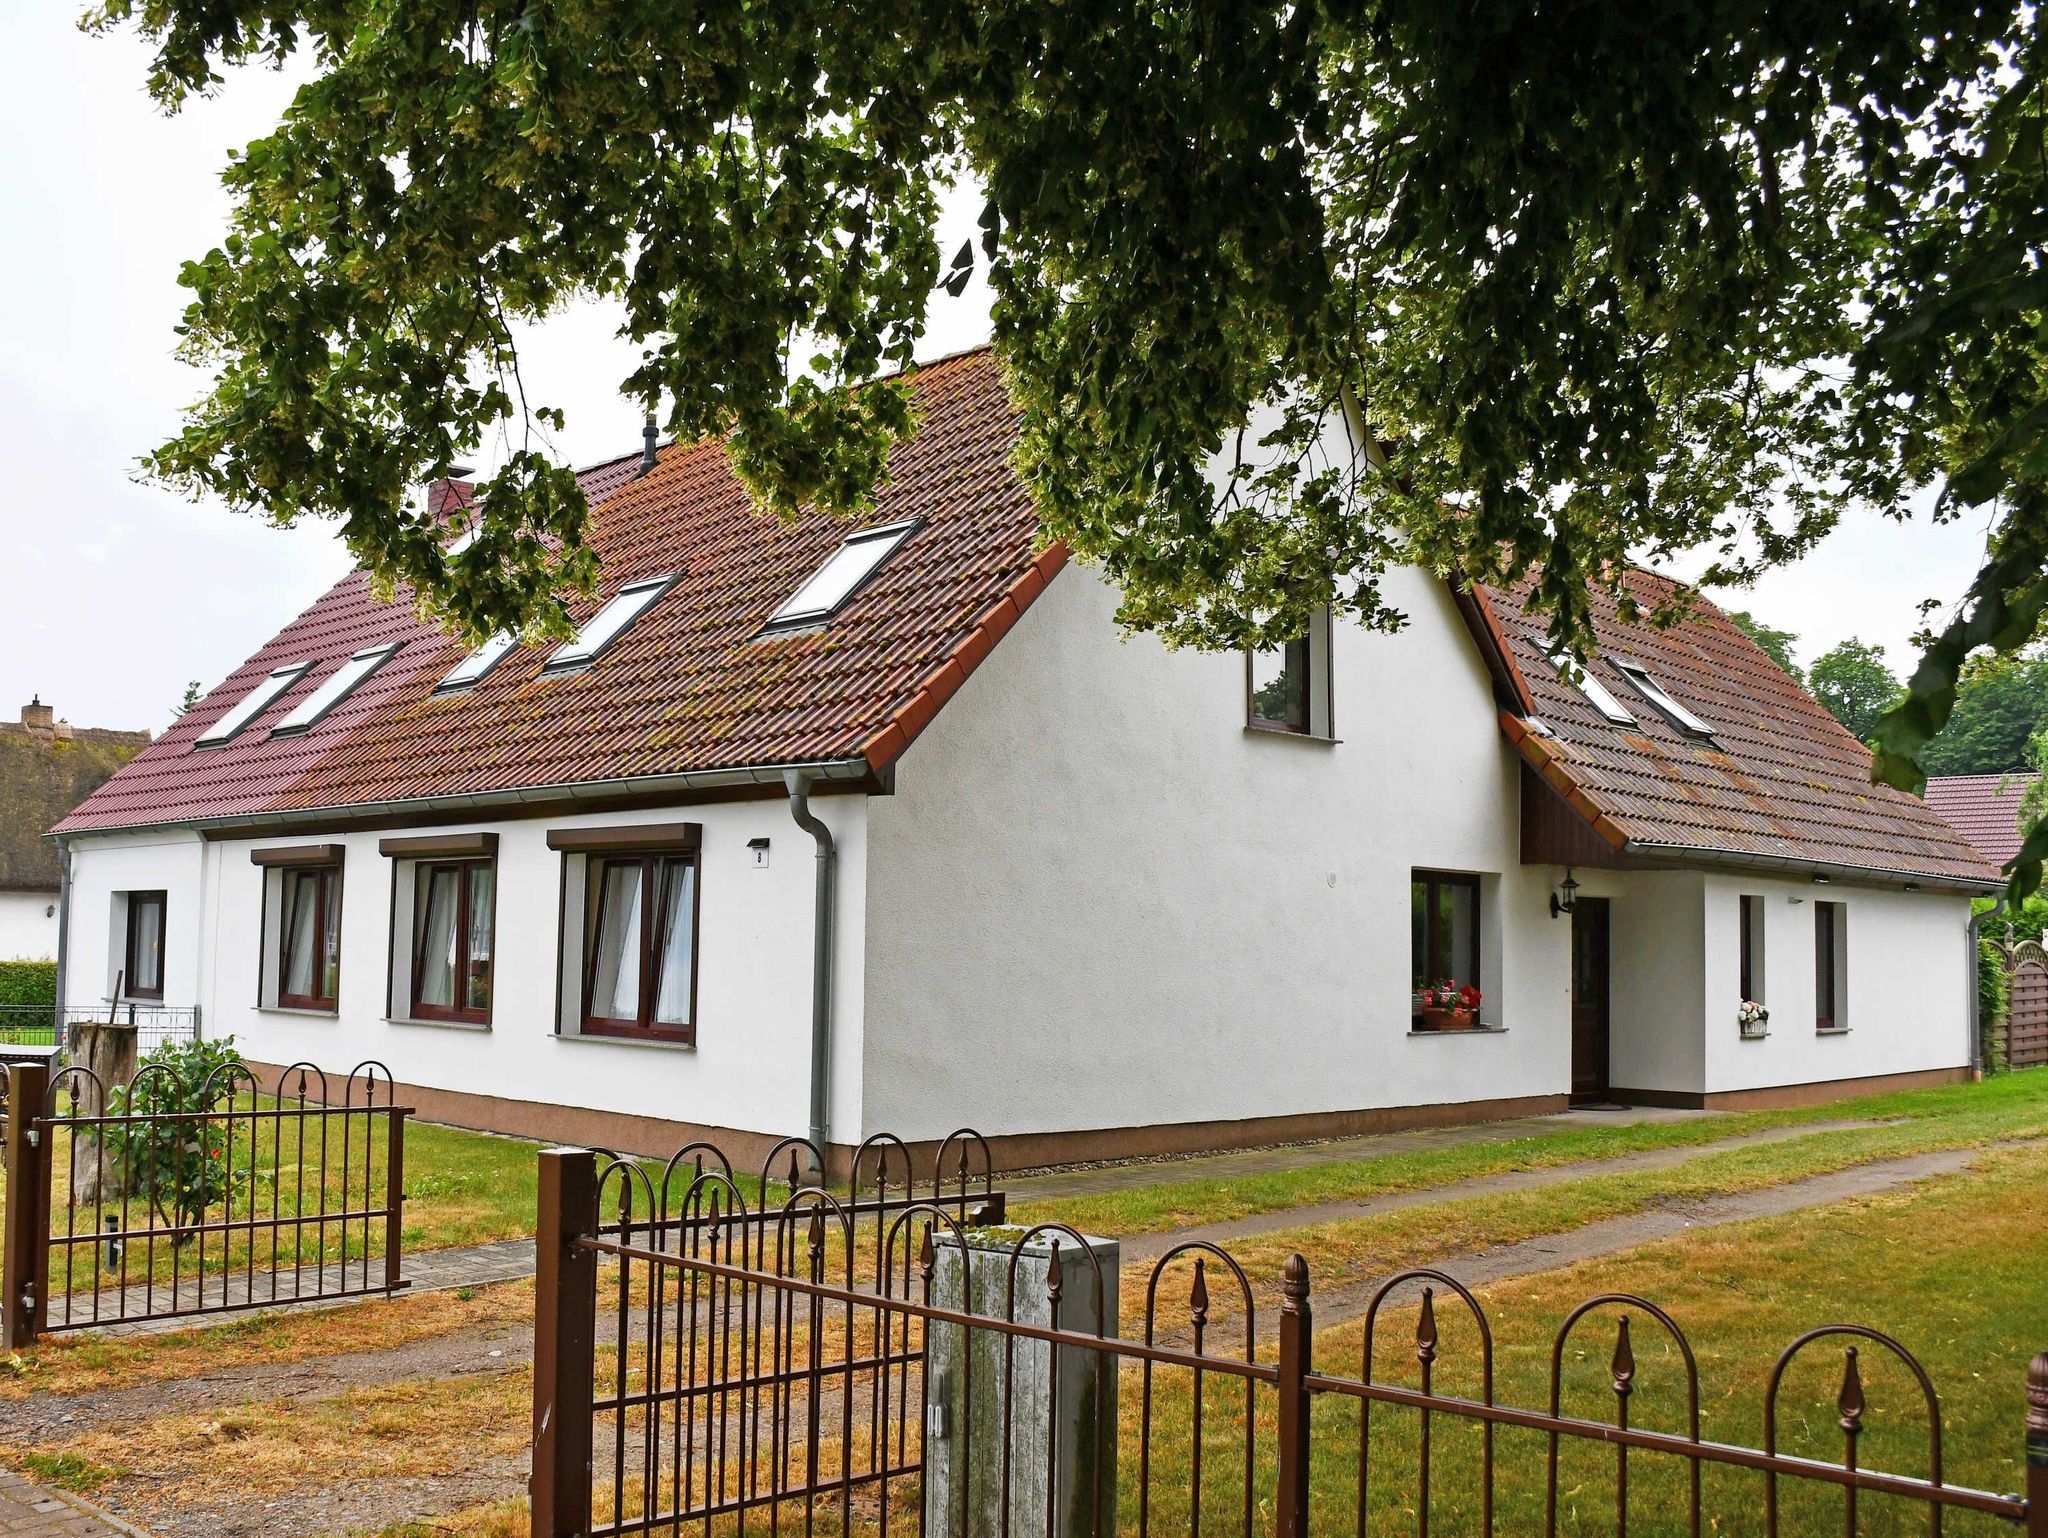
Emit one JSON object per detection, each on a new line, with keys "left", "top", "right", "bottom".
{"left": 21, "top": 697, "right": 53, "bottom": 733}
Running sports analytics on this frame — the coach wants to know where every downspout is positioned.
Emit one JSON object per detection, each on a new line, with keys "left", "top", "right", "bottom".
{"left": 785, "top": 770, "right": 837, "bottom": 1177}
{"left": 1968, "top": 894, "right": 2006, "bottom": 1077}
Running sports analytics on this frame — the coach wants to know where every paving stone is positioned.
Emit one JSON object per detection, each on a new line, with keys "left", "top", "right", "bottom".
{"left": 0, "top": 1473, "right": 139, "bottom": 1537}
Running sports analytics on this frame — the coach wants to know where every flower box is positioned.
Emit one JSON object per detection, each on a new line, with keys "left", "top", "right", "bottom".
{"left": 1417, "top": 1007, "right": 1478, "bottom": 1032}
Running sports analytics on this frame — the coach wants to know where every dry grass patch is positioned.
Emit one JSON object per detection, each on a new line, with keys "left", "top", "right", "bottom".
{"left": 0, "top": 1279, "right": 532, "bottom": 1400}
{"left": 2, "top": 1367, "right": 533, "bottom": 1508}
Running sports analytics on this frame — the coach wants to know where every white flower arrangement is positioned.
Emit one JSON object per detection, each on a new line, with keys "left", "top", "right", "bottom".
{"left": 1738, "top": 999, "right": 1770, "bottom": 1038}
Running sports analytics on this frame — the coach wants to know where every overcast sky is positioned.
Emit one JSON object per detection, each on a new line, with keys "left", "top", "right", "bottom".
{"left": 1, "top": 8, "right": 2003, "bottom": 734}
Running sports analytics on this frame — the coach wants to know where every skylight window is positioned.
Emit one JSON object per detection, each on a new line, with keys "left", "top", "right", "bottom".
{"left": 763, "top": 520, "right": 919, "bottom": 632}
{"left": 272, "top": 644, "right": 402, "bottom": 736}
{"left": 544, "top": 576, "right": 677, "bottom": 673}
{"left": 1550, "top": 653, "right": 1637, "bottom": 727}
{"left": 193, "top": 662, "right": 313, "bottom": 748}
{"left": 436, "top": 633, "right": 517, "bottom": 694}
{"left": 1616, "top": 661, "right": 1715, "bottom": 739}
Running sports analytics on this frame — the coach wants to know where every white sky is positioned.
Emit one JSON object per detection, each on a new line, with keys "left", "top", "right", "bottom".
{"left": 0, "top": 8, "right": 1998, "bottom": 733}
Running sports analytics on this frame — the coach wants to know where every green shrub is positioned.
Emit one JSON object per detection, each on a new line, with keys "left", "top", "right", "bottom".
{"left": 1979, "top": 937, "right": 2011, "bottom": 1074}
{"left": 102, "top": 1036, "right": 249, "bottom": 1243}
{"left": 0, "top": 961, "right": 55, "bottom": 1009}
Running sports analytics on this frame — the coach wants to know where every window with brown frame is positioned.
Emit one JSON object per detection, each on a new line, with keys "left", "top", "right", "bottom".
{"left": 124, "top": 891, "right": 166, "bottom": 1000}
{"left": 1738, "top": 894, "right": 1765, "bottom": 1003}
{"left": 277, "top": 866, "right": 343, "bottom": 1012}
{"left": 1815, "top": 900, "right": 1845, "bottom": 1031}
{"left": 580, "top": 851, "right": 698, "bottom": 1042}
{"left": 410, "top": 860, "right": 494, "bottom": 1023}
{"left": 1411, "top": 870, "right": 1481, "bottom": 1015}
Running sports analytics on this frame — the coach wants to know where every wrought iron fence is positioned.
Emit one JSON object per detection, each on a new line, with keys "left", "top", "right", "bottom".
{"left": 0, "top": 1058, "right": 408, "bottom": 1343}
{"left": 0, "top": 1003, "right": 201, "bottom": 1053}
{"left": 531, "top": 1143, "right": 2045, "bottom": 1537}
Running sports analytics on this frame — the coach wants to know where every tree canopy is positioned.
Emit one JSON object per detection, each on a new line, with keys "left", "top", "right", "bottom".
{"left": 1724, "top": 610, "right": 1803, "bottom": 683}
{"left": 1808, "top": 638, "right": 1903, "bottom": 744}
{"left": 93, "top": 0, "right": 2048, "bottom": 892}
{"left": 1919, "top": 650, "right": 2048, "bottom": 776}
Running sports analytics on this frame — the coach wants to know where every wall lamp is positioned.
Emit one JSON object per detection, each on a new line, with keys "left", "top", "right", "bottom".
{"left": 1550, "top": 869, "right": 1579, "bottom": 919}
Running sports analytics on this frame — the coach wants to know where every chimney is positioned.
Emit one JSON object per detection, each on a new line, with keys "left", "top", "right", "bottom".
{"left": 21, "top": 697, "right": 53, "bottom": 733}
{"left": 637, "top": 413, "right": 659, "bottom": 479}
{"left": 427, "top": 466, "right": 477, "bottom": 525}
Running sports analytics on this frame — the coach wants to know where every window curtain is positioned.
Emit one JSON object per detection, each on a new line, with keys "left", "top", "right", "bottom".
{"left": 588, "top": 862, "right": 644, "bottom": 1021}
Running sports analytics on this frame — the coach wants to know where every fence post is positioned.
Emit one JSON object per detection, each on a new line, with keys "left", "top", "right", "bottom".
{"left": 1, "top": 1063, "right": 50, "bottom": 1350}
{"left": 531, "top": 1148, "right": 598, "bottom": 1538}
{"left": 384, "top": 1107, "right": 408, "bottom": 1293}
{"left": 2026, "top": 1351, "right": 2048, "bottom": 1538}
{"left": 1275, "top": 1253, "right": 1313, "bottom": 1538}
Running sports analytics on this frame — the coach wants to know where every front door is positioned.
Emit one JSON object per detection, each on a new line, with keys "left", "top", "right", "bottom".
{"left": 1571, "top": 897, "right": 1612, "bottom": 1101}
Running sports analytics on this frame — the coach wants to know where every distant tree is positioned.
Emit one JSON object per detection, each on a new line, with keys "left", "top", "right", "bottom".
{"left": 1919, "top": 650, "right": 2048, "bottom": 776}
{"left": 171, "top": 680, "right": 201, "bottom": 717}
{"left": 1724, "top": 610, "right": 1802, "bottom": 684}
{"left": 1809, "top": 639, "right": 1901, "bottom": 743}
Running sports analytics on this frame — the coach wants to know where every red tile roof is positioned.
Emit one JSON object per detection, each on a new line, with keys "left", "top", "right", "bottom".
{"left": 1470, "top": 572, "right": 2002, "bottom": 890}
{"left": 1924, "top": 773, "right": 2039, "bottom": 871}
{"left": 58, "top": 349, "right": 1063, "bottom": 835}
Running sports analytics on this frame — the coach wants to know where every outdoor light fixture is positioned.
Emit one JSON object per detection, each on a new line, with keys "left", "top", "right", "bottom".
{"left": 1904, "top": 881, "right": 1922, "bottom": 893}
{"left": 1550, "top": 869, "right": 1580, "bottom": 919}
{"left": 1812, "top": 872, "right": 1832, "bottom": 885}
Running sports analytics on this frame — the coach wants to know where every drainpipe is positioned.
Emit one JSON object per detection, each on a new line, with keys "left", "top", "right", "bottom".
{"left": 1968, "top": 894, "right": 2006, "bottom": 1076}
{"left": 785, "top": 770, "right": 837, "bottom": 1177}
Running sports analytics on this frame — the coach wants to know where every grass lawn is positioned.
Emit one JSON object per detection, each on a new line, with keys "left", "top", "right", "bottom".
{"left": 1015, "top": 1068, "right": 2048, "bottom": 1236}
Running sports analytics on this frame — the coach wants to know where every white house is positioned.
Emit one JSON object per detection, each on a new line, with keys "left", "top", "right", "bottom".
{"left": 51, "top": 349, "right": 1999, "bottom": 1172}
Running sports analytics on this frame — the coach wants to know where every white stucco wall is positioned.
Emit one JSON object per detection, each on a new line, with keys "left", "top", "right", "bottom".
{"left": 860, "top": 560, "right": 1567, "bottom": 1144}
{"left": 61, "top": 797, "right": 866, "bottom": 1143}
{"left": 0, "top": 890, "right": 58, "bottom": 962}
{"left": 1576, "top": 868, "right": 1707, "bottom": 1097}
{"left": 1698, "top": 873, "right": 1969, "bottom": 1093}
{"left": 63, "top": 831, "right": 206, "bottom": 1008}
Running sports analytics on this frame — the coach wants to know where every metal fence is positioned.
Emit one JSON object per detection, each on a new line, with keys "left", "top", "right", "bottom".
{"left": 531, "top": 1144, "right": 2046, "bottom": 1537}
{"left": 0, "top": 1003, "right": 201, "bottom": 1054}
{"left": 0, "top": 1058, "right": 408, "bottom": 1343}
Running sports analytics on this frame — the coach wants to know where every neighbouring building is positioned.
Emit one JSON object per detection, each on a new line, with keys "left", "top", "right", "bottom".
{"left": 1, "top": 700, "right": 149, "bottom": 962}
{"left": 1925, "top": 773, "right": 2039, "bottom": 874}
{"left": 49, "top": 349, "right": 2000, "bottom": 1171}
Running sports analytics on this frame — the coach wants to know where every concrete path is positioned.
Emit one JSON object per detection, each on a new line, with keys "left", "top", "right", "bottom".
{"left": 0, "top": 1473, "right": 138, "bottom": 1537}
{"left": 1002, "top": 1104, "right": 1720, "bottom": 1201}
{"left": 1302, "top": 1144, "right": 1987, "bottom": 1332}
{"left": 1117, "top": 1117, "right": 1885, "bottom": 1263}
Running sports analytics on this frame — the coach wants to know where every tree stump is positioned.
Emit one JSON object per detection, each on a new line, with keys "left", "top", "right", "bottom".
{"left": 67, "top": 1020, "right": 138, "bottom": 1207}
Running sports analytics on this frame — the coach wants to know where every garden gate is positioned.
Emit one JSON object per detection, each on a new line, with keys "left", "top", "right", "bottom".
{"left": 2002, "top": 940, "right": 2048, "bottom": 1070}
{"left": 0, "top": 1058, "right": 409, "bottom": 1344}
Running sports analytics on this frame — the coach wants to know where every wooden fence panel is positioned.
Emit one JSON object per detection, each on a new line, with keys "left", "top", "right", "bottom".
{"left": 2007, "top": 943, "right": 2048, "bottom": 1070}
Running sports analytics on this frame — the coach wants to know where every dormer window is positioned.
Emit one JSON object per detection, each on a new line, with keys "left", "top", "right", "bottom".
{"left": 1616, "top": 661, "right": 1714, "bottom": 739}
{"left": 194, "top": 662, "right": 313, "bottom": 748}
{"left": 545, "top": 576, "right": 677, "bottom": 673}
{"left": 436, "top": 633, "right": 517, "bottom": 694}
{"left": 272, "top": 643, "right": 402, "bottom": 736}
{"left": 762, "top": 520, "right": 919, "bottom": 633}
{"left": 1551, "top": 653, "right": 1637, "bottom": 727}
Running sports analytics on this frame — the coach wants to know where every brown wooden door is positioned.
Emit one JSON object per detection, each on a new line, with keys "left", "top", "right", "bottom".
{"left": 1571, "top": 898, "right": 1612, "bottom": 1101}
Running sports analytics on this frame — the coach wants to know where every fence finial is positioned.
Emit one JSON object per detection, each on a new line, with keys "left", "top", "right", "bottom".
{"left": 1282, "top": 1252, "right": 1309, "bottom": 1305}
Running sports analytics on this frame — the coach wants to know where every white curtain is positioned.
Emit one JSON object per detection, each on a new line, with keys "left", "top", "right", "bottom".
{"left": 416, "top": 868, "right": 460, "bottom": 1008}
{"left": 588, "top": 862, "right": 643, "bottom": 1021}
{"left": 282, "top": 875, "right": 318, "bottom": 997}
{"left": 464, "top": 865, "right": 494, "bottom": 1009}
{"left": 652, "top": 862, "right": 695, "bottom": 1027}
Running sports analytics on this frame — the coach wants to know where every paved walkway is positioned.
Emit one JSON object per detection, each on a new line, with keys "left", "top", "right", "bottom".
{"left": 0, "top": 1473, "right": 138, "bottom": 1536}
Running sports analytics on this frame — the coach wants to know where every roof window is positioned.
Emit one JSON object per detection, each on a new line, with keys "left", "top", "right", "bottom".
{"left": 1616, "top": 661, "right": 1715, "bottom": 739}
{"left": 763, "top": 520, "right": 919, "bottom": 633}
{"left": 544, "top": 575, "right": 677, "bottom": 673}
{"left": 193, "top": 662, "right": 313, "bottom": 748}
{"left": 1550, "top": 653, "right": 1638, "bottom": 727}
{"left": 272, "top": 643, "right": 402, "bottom": 736}
{"left": 436, "top": 633, "right": 517, "bottom": 694}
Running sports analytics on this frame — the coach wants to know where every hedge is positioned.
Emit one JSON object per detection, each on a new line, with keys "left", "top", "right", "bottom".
{"left": 0, "top": 961, "right": 56, "bottom": 1010}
